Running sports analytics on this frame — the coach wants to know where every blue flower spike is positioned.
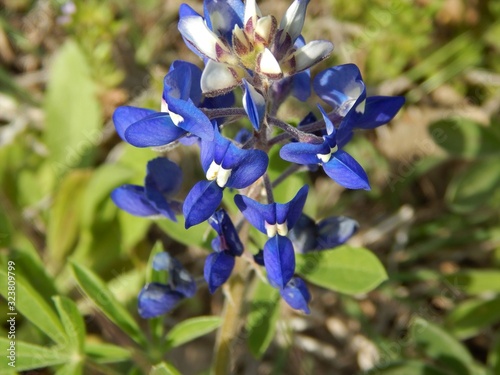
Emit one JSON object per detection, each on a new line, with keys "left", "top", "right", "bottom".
{"left": 280, "top": 105, "right": 371, "bottom": 190}
{"left": 138, "top": 252, "right": 196, "bottom": 318}
{"left": 111, "top": 157, "right": 183, "bottom": 221}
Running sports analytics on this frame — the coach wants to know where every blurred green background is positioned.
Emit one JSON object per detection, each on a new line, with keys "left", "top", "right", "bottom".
{"left": 1, "top": 0, "right": 500, "bottom": 374}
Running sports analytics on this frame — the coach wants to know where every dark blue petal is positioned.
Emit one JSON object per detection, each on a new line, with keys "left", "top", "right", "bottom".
{"left": 204, "top": 252, "right": 235, "bottom": 294}
{"left": 276, "top": 185, "right": 308, "bottom": 230}
{"left": 200, "top": 131, "right": 217, "bottom": 173}
{"left": 208, "top": 210, "right": 244, "bottom": 256}
{"left": 152, "top": 252, "right": 173, "bottom": 271}
{"left": 253, "top": 250, "right": 265, "bottom": 266}
{"left": 234, "top": 128, "right": 252, "bottom": 145}
{"left": 291, "top": 70, "right": 311, "bottom": 102}
{"left": 316, "top": 216, "right": 359, "bottom": 250}
{"left": 280, "top": 141, "right": 328, "bottom": 165}
{"left": 171, "top": 266, "right": 197, "bottom": 298}
{"left": 203, "top": 0, "right": 244, "bottom": 42}
{"left": 164, "top": 98, "right": 214, "bottom": 141}
{"left": 113, "top": 106, "right": 156, "bottom": 141}
{"left": 323, "top": 150, "right": 370, "bottom": 190}
{"left": 124, "top": 112, "right": 186, "bottom": 147}
{"left": 336, "top": 124, "right": 354, "bottom": 148}
{"left": 166, "top": 61, "right": 203, "bottom": 104}
{"left": 202, "top": 92, "right": 236, "bottom": 126}
{"left": 313, "top": 64, "right": 364, "bottom": 112}
{"left": 242, "top": 79, "right": 265, "bottom": 131}
{"left": 138, "top": 283, "right": 184, "bottom": 318}
{"left": 288, "top": 214, "right": 317, "bottom": 253}
{"left": 145, "top": 157, "right": 183, "bottom": 197}
{"left": 263, "top": 235, "right": 295, "bottom": 289}
{"left": 111, "top": 185, "right": 159, "bottom": 217}
{"left": 183, "top": 180, "right": 223, "bottom": 228}
{"left": 226, "top": 149, "right": 268, "bottom": 189}
{"left": 351, "top": 96, "right": 405, "bottom": 129}
{"left": 298, "top": 111, "right": 317, "bottom": 128}
{"left": 234, "top": 194, "right": 276, "bottom": 234}
{"left": 280, "top": 277, "right": 311, "bottom": 314}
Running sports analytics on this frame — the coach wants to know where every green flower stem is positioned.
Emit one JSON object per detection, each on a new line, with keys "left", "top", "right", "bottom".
{"left": 211, "top": 257, "right": 247, "bottom": 375}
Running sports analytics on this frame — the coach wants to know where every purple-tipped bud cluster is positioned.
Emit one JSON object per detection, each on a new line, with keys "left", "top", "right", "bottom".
{"left": 112, "top": 0, "right": 404, "bottom": 316}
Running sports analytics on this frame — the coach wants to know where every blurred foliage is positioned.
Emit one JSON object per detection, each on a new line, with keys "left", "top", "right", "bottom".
{"left": 0, "top": 0, "right": 499, "bottom": 374}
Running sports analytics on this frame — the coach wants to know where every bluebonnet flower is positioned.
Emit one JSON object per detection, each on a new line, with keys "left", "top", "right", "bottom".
{"left": 280, "top": 105, "right": 371, "bottom": 190}
{"left": 288, "top": 213, "right": 359, "bottom": 252}
{"left": 313, "top": 64, "right": 405, "bottom": 146}
{"left": 138, "top": 252, "right": 196, "bottom": 318}
{"left": 204, "top": 209, "right": 244, "bottom": 293}
{"left": 234, "top": 185, "right": 308, "bottom": 289}
{"left": 111, "top": 157, "right": 182, "bottom": 221}
{"left": 183, "top": 126, "right": 268, "bottom": 227}
{"left": 177, "top": 0, "right": 333, "bottom": 96}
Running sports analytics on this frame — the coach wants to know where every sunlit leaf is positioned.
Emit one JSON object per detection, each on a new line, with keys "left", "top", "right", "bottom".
{"left": 445, "top": 270, "right": 500, "bottom": 295}
{"left": 53, "top": 296, "right": 86, "bottom": 352}
{"left": 296, "top": 246, "right": 387, "bottom": 294}
{"left": 149, "top": 362, "right": 181, "bottom": 375}
{"left": 85, "top": 342, "right": 131, "bottom": 364}
{"left": 165, "top": 316, "right": 221, "bottom": 349}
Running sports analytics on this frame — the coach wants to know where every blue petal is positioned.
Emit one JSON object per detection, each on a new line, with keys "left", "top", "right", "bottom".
{"left": 202, "top": 92, "right": 236, "bottom": 126}
{"left": 124, "top": 112, "right": 186, "bottom": 147}
{"left": 288, "top": 214, "right": 317, "bottom": 253}
{"left": 323, "top": 150, "right": 370, "bottom": 190}
{"left": 242, "top": 79, "right": 265, "bottom": 131}
{"left": 208, "top": 210, "right": 244, "bottom": 256}
{"left": 165, "top": 60, "right": 203, "bottom": 104}
{"left": 226, "top": 149, "right": 269, "bottom": 189}
{"left": 203, "top": 0, "right": 244, "bottom": 42}
{"left": 152, "top": 252, "right": 173, "bottom": 271}
{"left": 234, "top": 128, "right": 252, "bottom": 145}
{"left": 263, "top": 235, "right": 295, "bottom": 289}
{"left": 318, "top": 105, "right": 336, "bottom": 136}
{"left": 276, "top": 185, "right": 308, "bottom": 229}
{"left": 234, "top": 194, "right": 276, "bottom": 234}
{"left": 280, "top": 141, "right": 328, "bottom": 165}
{"left": 316, "top": 216, "right": 359, "bottom": 250}
{"left": 280, "top": 277, "right": 311, "bottom": 314}
{"left": 183, "top": 180, "right": 223, "bottom": 228}
{"left": 138, "top": 283, "right": 184, "bottom": 318}
{"left": 313, "top": 64, "right": 365, "bottom": 112}
{"left": 164, "top": 99, "right": 214, "bottom": 141}
{"left": 170, "top": 267, "right": 197, "bottom": 298}
{"left": 113, "top": 106, "right": 156, "bottom": 141}
{"left": 111, "top": 185, "right": 159, "bottom": 217}
{"left": 253, "top": 250, "right": 265, "bottom": 266}
{"left": 145, "top": 157, "right": 183, "bottom": 197}
{"left": 291, "top": 70, "right": 311, "bottom": 102}
{"left": 204, "top": 252, "right": 235, "bottom": 294}
{"left": 351, "top": 96, "right": 405, "bottom": 129}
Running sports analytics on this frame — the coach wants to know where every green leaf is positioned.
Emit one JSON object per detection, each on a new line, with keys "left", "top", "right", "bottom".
{"left": 47, "top": 170, "right": 92, "bottom": 268}
{"left": 54, "top": 361, "right": 83, "bottom": 375}
{"left": 446, "top": 159, "right": 500, "bottom": 213}
{"left": 165, "top": 316, "right": 222, "bottom": 350}
{"left": 376, "top": 360, "right": 450, "bottom": 375}
{"left": 70, "top": 262, "right": 147, "bottom": 346}
{"left": 0, "top": 338, "right": 68, "bottom": 373}
{"left": 429, "top": 119, "right": 500, "bottom": 159}
{"left": 296, "top": 246, "right": 388, "bottom": 295}
{"left": 53, "top": 296, "right": 86, "bottom": 352}
{"left": 445, "top": 270, "right": 500, "bottom": 295}
{"left": 0, "top": 270, "right": 65, "bottom": 345}
{"left": 410, "top": 317, "right": 475, "bottom": 375}
{"left": 156, "top": 216, "right": 210, "bottom": 248}
{"left": 446, "top": 297, "right": 500, "bottom": 339}
{"left": 246, "top": 278, "right": 280, "bottom": 358}
{"left": 85, "top": 342, "right": 131, "bottom": 364}
{"left": 44, "top": 40, "right": 101, "bottom": 173}
{"left": 149, "top": 362, "right": 181, "bottom": 375}
{"left": 488, "top": 335, "right": 500, "bottom": 375}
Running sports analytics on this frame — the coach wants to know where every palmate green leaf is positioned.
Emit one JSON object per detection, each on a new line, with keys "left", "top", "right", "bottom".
{"left": 376, "top": 360, "right": 450, "bottom": 375}
{"left": 446, "top": 297, "right": 500, "bottom": 339}
{"left": 429, "top": 119, "right": 500, "bottom": 159}
{"left": 296, "top": 246, "right": 387, "bottom": 295}
{"left": 44, "top": 40, "right": 101, "bottom": 174}
{"left": 47, "top": 170, "right": 93, "bottom": 268}
{"left": 446, "top": 159, "right": 500, "bottom": 213}
{"left": 165, "top": 316, "right": 222, "bottom": 350}
{"left": 246, "top": 277, "right": 280, "bottom": 359}
{"left": 0, "top": 338, "right": 68, "bottom": 373}
{"left": 410, "top": 317, "right": 476, "bottom": 375}
{"left": 85, "top": 342, "right": 131, "bottom": 364}
{"left": 445, "top": 270, "right": 500, "bottom": 295}
{"left": 53, "top": 296, "right": 86, "bottom": 353}
{"left": 149, "top": 362, "right": 182, "bottom": 375}
{"left": 70, "top": 262, "right": 147, "bottom": 346}
{"left": 0, "top": 270, "right": 65, "bottom": 345}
